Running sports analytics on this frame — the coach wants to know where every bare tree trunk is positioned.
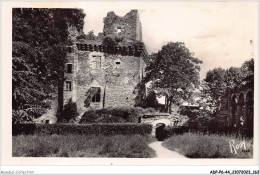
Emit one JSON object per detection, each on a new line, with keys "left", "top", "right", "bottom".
{"left": 169, "top": 100, "right": 172, "bottom": 114}
{"left": 57, "top": 78, "right": 64, "bottom": 122}
{"left": 103, "top": 82, "right": 106, "bottom": 108}
{"left": 57, "top": 62, "right": 65, "bottom": 122}
{"left": 165, "top": 95, "right": 168, "bottom": 113}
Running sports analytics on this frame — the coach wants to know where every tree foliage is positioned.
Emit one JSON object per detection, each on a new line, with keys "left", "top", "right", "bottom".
{"left": 12, "top": 8, "right": 85, "bottom": 123}
{"left": 201, "top": 58, "right": 254, "bottom": 111}
{"left": 145, "top": 89, "right": 159, "bottom": 109}
{"left": 145, "top": 42, "right": 202, "bottom": 111}
{"left": 76, "top": 30, "right": 96, "bottom": 40}
{"left": 241, "top": 58, "right": 254, "bottom": 86}
{"left": 202, "top": 68, "right": 227, "bottom": 107}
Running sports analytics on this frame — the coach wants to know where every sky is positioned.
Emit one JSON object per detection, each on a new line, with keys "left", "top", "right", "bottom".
{"left": 77, "top": 1, "right": 258, "bottom": 80}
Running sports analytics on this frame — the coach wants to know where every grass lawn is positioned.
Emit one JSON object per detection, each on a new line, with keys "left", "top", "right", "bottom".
{"left": 13, "top": 134, "right": 156, "bottom": 158}
{"left": 162, "top": 132, "right": 253, "bottom": 158}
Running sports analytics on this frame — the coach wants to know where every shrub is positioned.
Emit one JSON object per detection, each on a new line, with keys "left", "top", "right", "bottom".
{"left": 12, "top": 123, "right": 36, "bottom": 135}
{"left": 61, "top": 98, "right": 79, "bottom": 122}
{"left": 164, "top": 126, "right": 189, "bottom": 138}
{"left": 12, "top": 108, "right": 47, "bottom": 124}
{"left": 164, "top": 120, "right": 252, "bottom": 139}
{"left": 178, "top": 106, "right": 200, "bottom": 119}
{"left": 80, "top": 106, "right": 156, "bottom": 123}
{"left": 12, "top": 123, "right": 152, "bottom": 135}
{"left": 12, "top": 110, "right": 34, "bottom": 125}
{"left": 102, "top": 36, "right": 117, "bottom": 47}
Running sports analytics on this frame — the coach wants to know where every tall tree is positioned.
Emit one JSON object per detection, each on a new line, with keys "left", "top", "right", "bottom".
{"left": 145, "top": 42, "right": 202, "bottom": 112}
{"left": 12, "top": 8, "right": 85, "bottom": 123}
{"left": 203, "top": 68, "right": 227, "bottom": 107}
{"left": 48, "top": 9, "right": 85, "bottom": 121}
{"left": 201, "top": 58, "right": 254, "bottom": 111}
{"left": 225, "top": 67, "right": 243, "bottom": 90}
{"left": 241, "top": 58, "right": 254, "bottom": 86}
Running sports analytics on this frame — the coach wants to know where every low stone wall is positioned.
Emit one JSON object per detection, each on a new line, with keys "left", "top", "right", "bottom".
{"left": 139, "top": 113, "right": 172, "bottom": 135}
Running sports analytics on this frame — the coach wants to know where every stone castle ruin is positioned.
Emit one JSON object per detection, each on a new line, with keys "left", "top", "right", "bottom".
{"left": 64, "top": 10, "right": 149, "bottom": 114}
{"left": 216, "top": 84, "right": 253, "bottom": 133}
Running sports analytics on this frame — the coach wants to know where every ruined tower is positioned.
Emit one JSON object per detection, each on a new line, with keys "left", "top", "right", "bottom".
{"left": 64, "top": 10, "right": 148, "bottom": 114}
{"left": 103, "top": 10, "right": 143, "bottom": 42}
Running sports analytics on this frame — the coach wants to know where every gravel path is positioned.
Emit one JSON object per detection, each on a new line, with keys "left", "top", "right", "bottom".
{"left": 149, "top": 141, "right": 187, "bottom": 158}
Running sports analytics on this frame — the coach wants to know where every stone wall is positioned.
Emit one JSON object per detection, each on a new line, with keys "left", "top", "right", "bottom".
{"left": 39, "top": 10, "right": 148, "bottom": 123}
{"left": 103, "top": 10, "right": 142, "bottom": 42}
{"left": 63, "top": 10, "right": 147, "bottom": 114}
{"left": 216, "top": 84, "right": 253, "bottom": 131}
{"left": 64, "top": 27, "right": 79, "bottom": 105}
{"left": 64, "top": 49, "right": 145, "bottom": 113}
{"left": 140, "top": 114, "right": 172, "bottom": 136}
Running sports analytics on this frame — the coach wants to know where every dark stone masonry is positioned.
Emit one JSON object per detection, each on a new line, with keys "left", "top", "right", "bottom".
{"left": 63, "top": 10, "right": 149, "bottom": 113}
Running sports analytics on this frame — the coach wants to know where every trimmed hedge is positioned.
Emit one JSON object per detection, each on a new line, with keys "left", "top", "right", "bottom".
{"left": 12, "top": 123, "right": 152, "bottom": 136}
{"left": 80, "top": 107, "right": 156, "bottom": 123}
